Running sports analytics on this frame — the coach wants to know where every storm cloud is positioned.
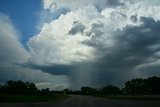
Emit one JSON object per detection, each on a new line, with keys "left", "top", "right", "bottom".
{"left": 69, "top": 21, "right": 86, "bottom": 35}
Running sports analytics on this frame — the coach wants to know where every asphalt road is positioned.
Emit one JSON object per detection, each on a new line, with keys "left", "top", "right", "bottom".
{"left": 0, "top": 95, "right": 160, "bottom": 107}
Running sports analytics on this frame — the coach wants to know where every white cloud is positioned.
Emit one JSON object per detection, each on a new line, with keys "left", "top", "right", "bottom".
{"left": 0, "top": 13, "right": 29, "bottom": 67}
{"left": 15, "top": 0, "right": 160, "bottom": 89}
{"left": 43, "top": 0, "right": 124, "bottom": 12}
{"left": 29, "top": 0, "right": 160, "bottom": 66}
{"left": 0, "top": 13, "right": 69, "bottom": 90}
{"left": 28, "top": 5, "right": 100, "bottom": 65}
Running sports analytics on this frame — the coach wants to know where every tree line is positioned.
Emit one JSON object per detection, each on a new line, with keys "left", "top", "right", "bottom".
{"left": 0, "top": 80, "right": 38, "bottom": 95}
{"left": 0, "top": 76, "right": 160, "bottom": 95}
{"left": 123, "top": 76, "right": 160, "bottom": 95}
{"left": 63, "top": 76, "right": 160, "bottom": 95}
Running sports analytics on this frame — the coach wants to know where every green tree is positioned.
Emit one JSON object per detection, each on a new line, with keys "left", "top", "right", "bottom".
{"left": 4, "top": 80, "right": 38, "bottom": 94}
{"left": 143, "top": 76, "right": 160, "bottom": 95}
{"left": 100, "top": 85, "right": 121, "bottom": 95}
{"left": 124, "top": 78, "right": 144, "bottom": 95}
{"left": 81, "top": 87, "right": 97, "bottom": 95}
{"left": 63, "top": 89, "right": 69, "bottom": 94}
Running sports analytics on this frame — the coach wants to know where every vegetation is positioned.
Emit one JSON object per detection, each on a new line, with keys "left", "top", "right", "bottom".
{"left": 0, "top": 94, "right": 70, "bottom": 103}
{"left": 0, "top": 80, "right": 38, "bottom": 95}
{"left": 98, "top": 96, "right": 160, "bottom": 101}
{"left": 123, "top": 76, "right": 160, "bottom": 95}
{"left": 61, "top": 76, "right": 160, "bottom": 96}
{"left": 81, "top": 87, "right": 97, "bottom": 95}
{"left": 99, "top": 85, "right": 122, "bottom": 95}
{"left": 0, "top": 76, "right": 160, "bottom": 102}
{"left": 0, "top": 80, "right": 70, "bottom": 102}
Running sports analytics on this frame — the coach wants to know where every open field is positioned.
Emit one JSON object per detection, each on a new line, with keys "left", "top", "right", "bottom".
{"left": 98, "top": 95, "right": 160, "bottom": 101}
{"left": 0, "top": 94, "right": 70, "bottom": 103}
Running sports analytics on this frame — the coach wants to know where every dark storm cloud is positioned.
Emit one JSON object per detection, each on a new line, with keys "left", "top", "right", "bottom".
{"left": 83, "top": 17, "right": 160, "bottom": 88}
{"left": 26, "top": 62, "right": 98, "bottom": 89}
{"left": 136, "top": 64, "right": 160, "bottom": 77}
{"left": 69, "top": 21, "right": 86, "bottom": 35}
{"left": 28, "top": 17, "right": 160, "bottom": 89}
{"left": 93, "top": 17, "right": 160, "bottom": 68}
{"left": 92, "top": 23, "right": 104, "bottom": 28}
{"left": 0, "top": 67, "right": 34, "bottom": 83}
{"left": 0, "top": 66, "right": 58, "bottom": 86}
{"left": 91, "top": 17, "right": 160, "bottom": 85}
{"left": 95, "top": 0, "right": 125, "bottom": 11}
{"left": 25, "top": 16, "right": 160, "bottom": 89}
{"left": 82, "top": 23, "right": 104, "bottom": 47}
{"left": 85, "top": 23, "right": 104, "bottom": 37}
{"left": 104, "top": 0, "right": 125, "bottom": 7}
{"left": 26, "top": 63, "right": 72, "bottom": 75}
{"left": 130, "top": 14, "right": 138, "bottom": 22}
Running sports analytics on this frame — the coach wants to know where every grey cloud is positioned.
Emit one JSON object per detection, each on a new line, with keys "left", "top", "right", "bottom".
{"left": 130, "top": 14, "right": 138, "bottom": 22}
{"left": 27, "top": 16, "right": 160, "bottom": 89}
{"left": 135, "top": 64, "right": 160, "bottom": 78}
{"left": 78, "top": 17, "right": 160, "bottom": 88}
{"left": 81, "top": 17, "right": 160, "bottom": 88}
{"left": 85, "top": 23, "right": 104, "bottom": 37}
{"left": 44, "top": 0, "right": 125, "bottom": 13}
{"left": 0, "top": 67, "right": 69, "bottom": 90}
{"left": 0, "top": 14, "right": 40, "bottom": 83}
{"left": 104, "top": 0, "right": 125, "bottom": 7}
{"left": 3, "top": 0, "right": 160, "bottom": 91}
{"left": 30, "top": 62, "right": 99, "bottom": 89}
{"left": 68, "top": 21, "right": 86, "bottom": 35}
{"left": 93, "top": 17, "right": 160, "bottom": 84}
{"left": 0, "top": 13, "right": 28, "bottom": 67}
{"left": 96, "top": 0, "right": 125, "bottom": 11}
{"left": 26, "top": 63, "right": 72, "bottom": 76}
{"left": 0, "top": 67, "right": 48, "bottom": 83}
{"left": 92, "top": 23, "right": 104, "bottom": 28}
{"left": 82, "top": 23, "right": 104, "bottom": 48}
{"left": 97, "top": 17, "right": 160, "bottom": 68}
{"left": 0, "top": 13, "right": 69, "bottom": 90}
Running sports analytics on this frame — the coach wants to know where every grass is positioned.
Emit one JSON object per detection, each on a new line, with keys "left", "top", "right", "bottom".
{"left": 98, "top": 95, "right": 160, "bottom": 101}
{"left": 0, "top": 94, "right": 71, "bottom": 103}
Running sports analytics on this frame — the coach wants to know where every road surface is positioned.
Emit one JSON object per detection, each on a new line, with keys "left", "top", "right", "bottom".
{"left": 0, "top": 95, "right": 160, "bottom": 107}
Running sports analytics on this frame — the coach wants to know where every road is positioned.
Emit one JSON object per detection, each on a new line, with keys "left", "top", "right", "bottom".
{"left": 0, "top": 95, "right": 160, "bottom": 107}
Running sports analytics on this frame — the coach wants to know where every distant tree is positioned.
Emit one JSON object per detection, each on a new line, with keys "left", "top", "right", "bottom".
{"left": 0, "top": 85, "right": 3, "bottom": 93}
{"left": 100, "top": 85, "right": 121, "bottom": 95}
{"left": 63, "top": 89, "right": 69, "bottom": 94}
{"left": 41, "top": 88, "right": 50, "bottom": 94}
{"left": 27, "top": 82, "right": 38, "bottom": 94}
{"left": 124, "top": 76, "right": 160, "bottom": 95}
{"left": 143, "top": 76, "right": 160, "bottom": 95}
{"left": 72, "top": 91, "right": 82, "bottom": 95}
{"left": 81, "top": 87, "right": 97, "bottom": 95}
{"left": 124, "top": 78, "right": 144, "bottom": 95}
{"left": 3, "top": 80, "right": 38, "bottom": 94}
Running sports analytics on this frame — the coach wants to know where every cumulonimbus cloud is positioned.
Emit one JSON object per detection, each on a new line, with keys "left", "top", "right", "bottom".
{"left": 1, "top": 0, "right": 160, "bottom": 90}
{"left": 26, "top": 0, "right": 160, "bottom": 89}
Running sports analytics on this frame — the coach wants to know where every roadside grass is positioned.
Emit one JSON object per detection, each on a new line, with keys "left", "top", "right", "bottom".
{"left": 0, "top": 94, "right": 71, "bottom": 103}
{"left": 98, "top": 95, "right": 160, "bottom": 101}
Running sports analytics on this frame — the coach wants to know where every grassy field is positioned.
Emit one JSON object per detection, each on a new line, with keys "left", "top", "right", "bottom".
{"left": 0, "top": 94, "right": 70, "bottom": 103}
{"left": 98, "top": 95, "right": 160, "bottom": 101}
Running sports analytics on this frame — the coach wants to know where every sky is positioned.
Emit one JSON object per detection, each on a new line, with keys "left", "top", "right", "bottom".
{"left": 0, "top": 0, "right": 160, "bottom": 90}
